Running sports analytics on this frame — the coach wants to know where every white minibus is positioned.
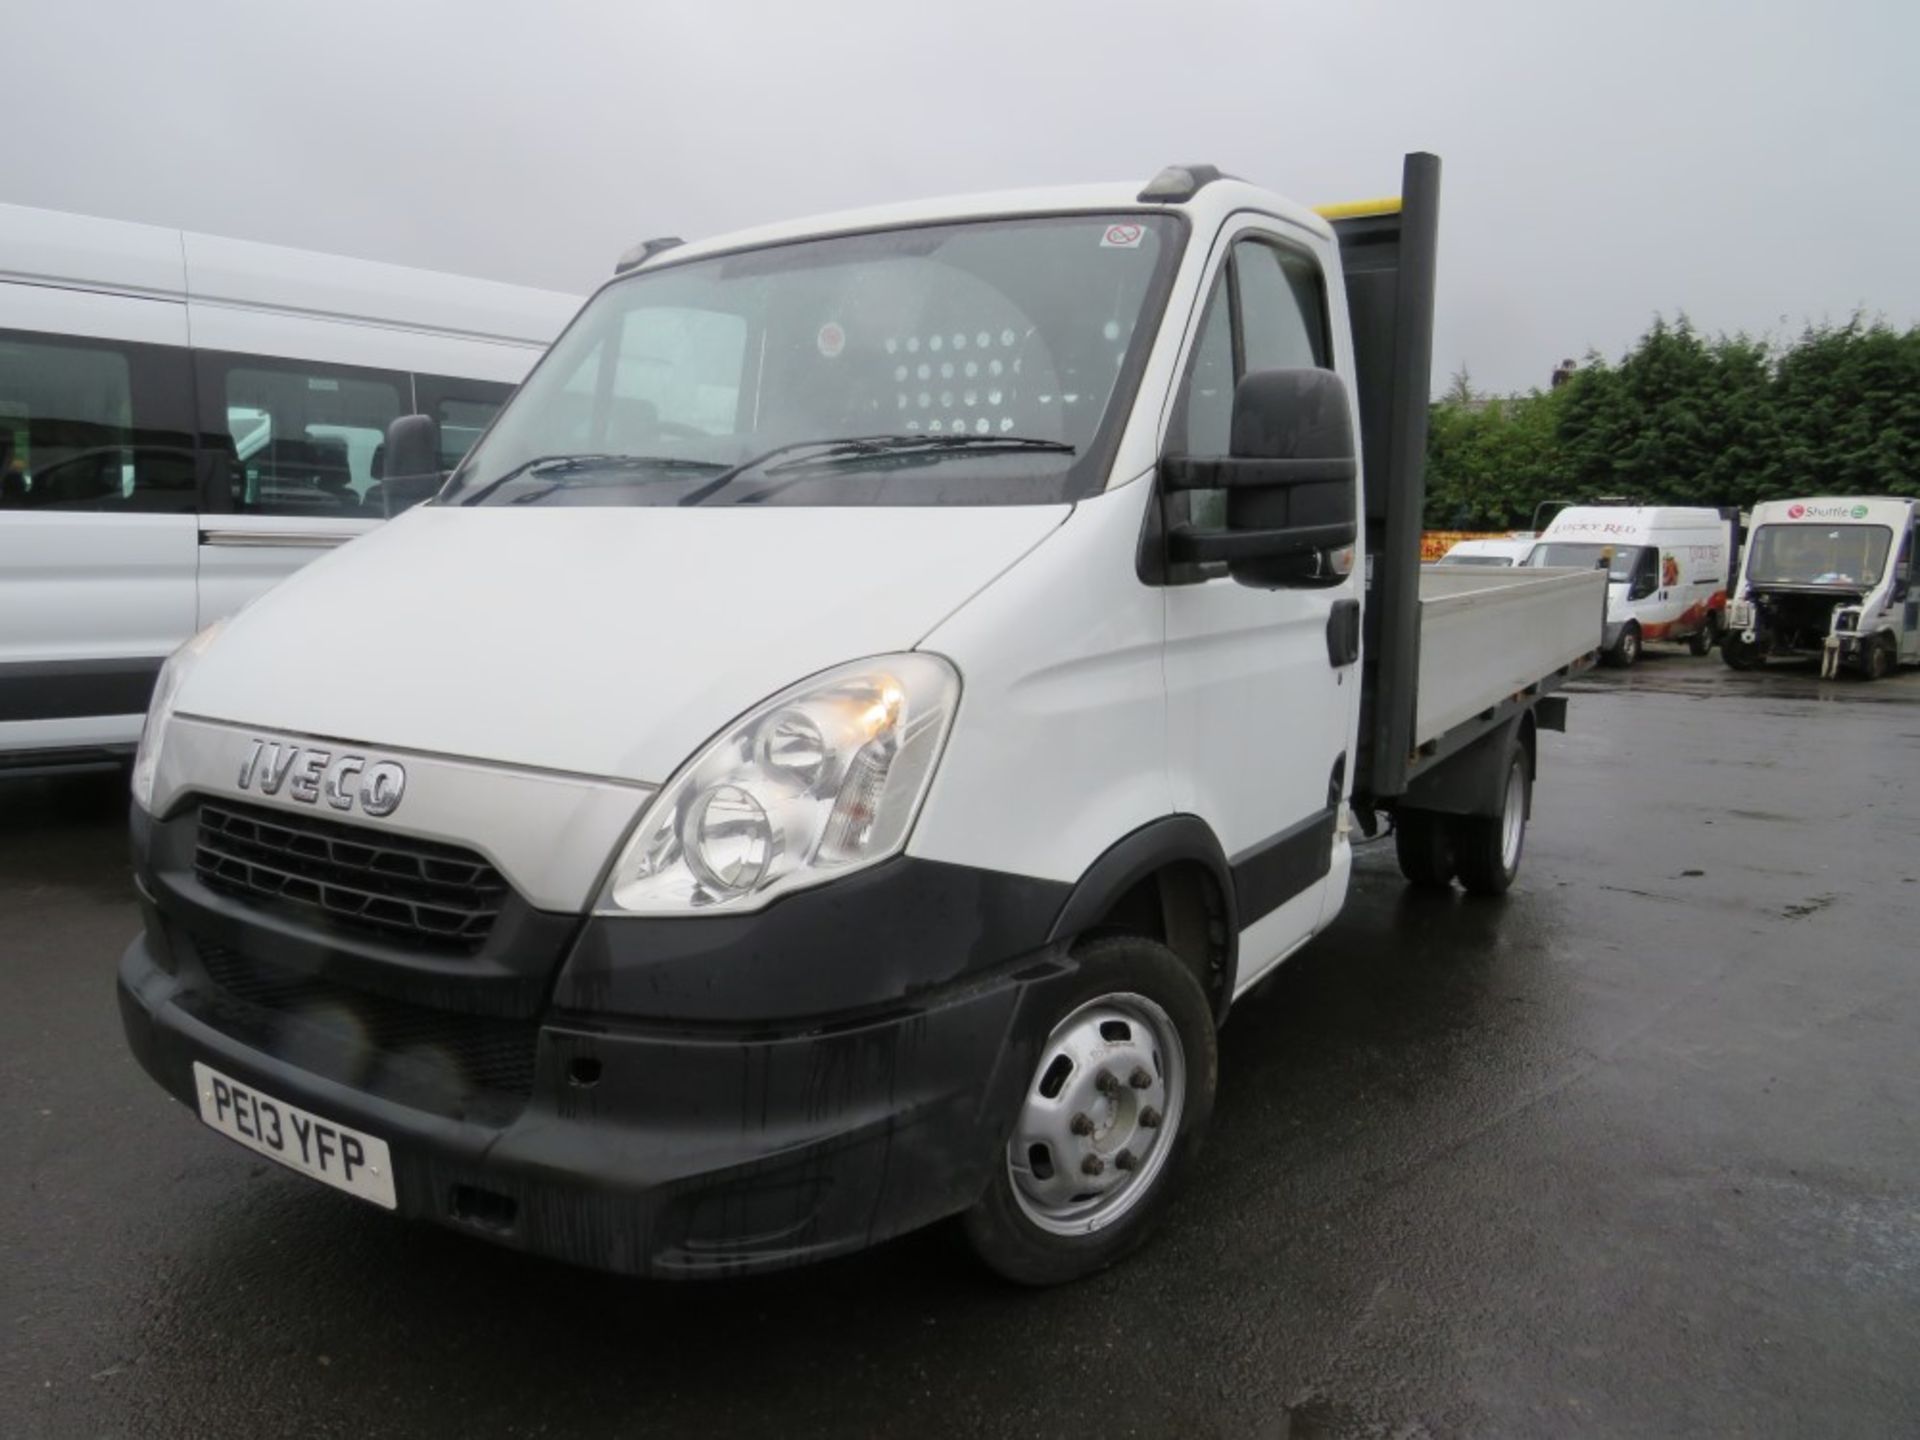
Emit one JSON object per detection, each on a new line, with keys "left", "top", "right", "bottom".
{"left": 0, "top": 203, "right": 576, "bottom": 772}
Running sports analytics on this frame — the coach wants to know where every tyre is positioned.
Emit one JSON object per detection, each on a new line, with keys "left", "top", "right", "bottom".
{"left": 1863, "top": 637, "right": 1893, "bottom": 681}
{"left": 1452, "top": 741, "right": 1530, "bottom": 897}
{"left": 1393, "top": 808, "right": 1456, "bottom": 889}
{"left": 1721, "top": 634, "right": 1760, "bottom": 671}
{"left": 1605, "top": 624, "right": 1642, "bottom": 668}
{"left": 964, "top": 935, "right": 1216, "bottom": 1286}
{"left": 1687, "top": 625, "right": 1714, "bottom": 657}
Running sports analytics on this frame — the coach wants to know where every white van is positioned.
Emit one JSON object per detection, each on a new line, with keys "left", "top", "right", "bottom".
{"left": 1436, "top": 535, "right": 1534, "bottom": 567}
{"left": 117, "top": 156, "right": 1605, "bottom": 1284}
{"left": 1724, "top": 496, "right": 1920, "bottom": 678}
{"left": 1525, "top": 505, "right": 1733, "bottom": 665}
{"left": 0, "top": 203, "right": 577, "bottom": 774}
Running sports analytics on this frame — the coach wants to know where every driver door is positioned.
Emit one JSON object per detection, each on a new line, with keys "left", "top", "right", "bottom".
{"left": 1160, "top": 221, "right": 1363, "bottom": 995}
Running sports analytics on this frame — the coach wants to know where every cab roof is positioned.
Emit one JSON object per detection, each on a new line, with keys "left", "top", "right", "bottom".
{"left": 625, "top": 177, "right": 1334, "bottom": 273}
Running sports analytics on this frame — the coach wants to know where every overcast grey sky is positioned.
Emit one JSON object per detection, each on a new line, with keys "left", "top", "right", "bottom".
{"left": 9, "top": 0, "right": 1915, "bottom": 394}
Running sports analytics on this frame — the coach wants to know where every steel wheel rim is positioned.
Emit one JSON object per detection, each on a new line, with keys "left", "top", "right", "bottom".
{"left": 1499, "top": 763, "right": 1526, "bottom": 873}
{"left": 1006, "top": 992, "right": 1185, "bottom": 1236}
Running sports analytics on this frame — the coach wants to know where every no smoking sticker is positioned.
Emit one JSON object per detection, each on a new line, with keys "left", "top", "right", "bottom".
{"left": 1100, "top": 223, "right": 1144, "bottom": 249}
{"left": 816, "top": 321, "right": 846, "bottom": 358}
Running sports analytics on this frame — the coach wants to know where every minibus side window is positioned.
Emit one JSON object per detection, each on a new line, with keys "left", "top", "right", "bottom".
{"left": 0, "top": 331, "right": 196, "bottom": 513}
{"left": 436, "top": 398, "right": 501, "bottom": 469}
{"left": 197, "top": 354, "right": 406, "bottom": 517}
{"left": 413, "top": 374, "right": 515, "bottom": 476}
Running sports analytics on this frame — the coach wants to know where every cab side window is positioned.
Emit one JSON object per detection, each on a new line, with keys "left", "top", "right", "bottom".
{"left": 0, "top": 331, "right": 196, "bottom": 513}
{"left": 1235, "top": 241, "right": 1329, "bottom": 372}
{"left": 1164, "top": 235, "right": 1331, "bottom": 556}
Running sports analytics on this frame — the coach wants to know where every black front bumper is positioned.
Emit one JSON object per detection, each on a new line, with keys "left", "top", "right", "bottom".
{"left": 119, "top": 803, "right": 1080, "bottom": 1278}
{"left": 120, "top": 917, "right": 1075, "bottom": 1277}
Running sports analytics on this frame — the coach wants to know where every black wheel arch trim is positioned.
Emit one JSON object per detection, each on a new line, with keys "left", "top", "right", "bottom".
{"left": 1045, "top": 814, "right": 1240, "bottom": 1016}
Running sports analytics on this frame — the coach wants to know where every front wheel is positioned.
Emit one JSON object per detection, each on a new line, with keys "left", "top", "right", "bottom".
{"left": 964, "top": 935, "right": 1217, "bottom": 1286}
{"left": 1863, "top": 637, "right": 1894, "bottom": 681}
{"left": 1605, "top": 624, "right": 1642, "bottom": 668}
{"left": 1453, "top": 742, "right": 1531, "bottom": 897}
{"left": 1722, "top": 634, "right": 1761, "bottom": 671}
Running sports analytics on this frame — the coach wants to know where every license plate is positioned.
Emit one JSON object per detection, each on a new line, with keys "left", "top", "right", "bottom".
{"left": 192, "top": 1061, "right": 396, "bottom": 1210}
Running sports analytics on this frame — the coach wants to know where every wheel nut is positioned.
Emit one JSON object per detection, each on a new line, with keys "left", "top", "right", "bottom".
{"left": 1139, "top": 1106, "right": 1162, "bottom": 1129}
{"left": 1095, "top": 1069, "right": 1121, "bottom": 1097}
{"left": 1069, "top": 1112, "right": 1095, "bottom": 1137}
{"left": 1129, "top": 1066, "right": 1152, "bottom": 1090}
{"left": 1081, "top": 1154, "right": 1106, "bottom": 1177}
{"left": 1115, "top": 1149, "right": 1138, "bottom": 1172}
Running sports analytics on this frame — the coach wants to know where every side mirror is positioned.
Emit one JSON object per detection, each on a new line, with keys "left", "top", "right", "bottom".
{"left": 377, "top": 414, "right": 445, "bottom": 517}
{"left": 1160, "top": 369, "right": 1358, "bottom": 588}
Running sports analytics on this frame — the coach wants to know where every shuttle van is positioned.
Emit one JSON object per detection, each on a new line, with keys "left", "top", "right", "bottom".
{"left": 1525, "top": 505, "right": 1732, "bottom": 665}
{"left": 118, "top": 155, "right": 1606, "bottom": 1284}
{"left": 0, "top": 203, "right": 577, "bottom": 774}
{"left": 1724, "top": 496, "right": 1920, "bottom": 678}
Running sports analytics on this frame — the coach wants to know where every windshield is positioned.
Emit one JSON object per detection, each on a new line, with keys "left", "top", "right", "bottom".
{"left": 444, "top": 214, "right": 1183, "bottom": 508}
{"left": 1527, "top": 542, "right": 1647, "bottom": 582}
{"left": 1746, "top": 523, "right": 1892, "bottom": 587}
{"left": 1439, "top": 553, "right": 1515, "bottom": 567}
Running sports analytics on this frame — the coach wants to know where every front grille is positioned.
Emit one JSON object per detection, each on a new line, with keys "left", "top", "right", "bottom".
{"left": 196, "top": 942, "right": 540, "bottom": 1099}
{"left": 195, "top": 800, "right": 507, "bottom": 952}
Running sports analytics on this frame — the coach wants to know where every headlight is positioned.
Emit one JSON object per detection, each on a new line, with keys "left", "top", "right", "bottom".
{"left": 130, "top": 619, "right": 227, "bottom": 813}
{"left": 602, "top": 653, "right": 960, "bottom": 915}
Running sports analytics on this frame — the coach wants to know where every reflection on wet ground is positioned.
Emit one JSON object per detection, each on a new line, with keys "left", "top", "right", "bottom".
{"left": 5, "top": 658, "right": 1917, "bottom": 1437}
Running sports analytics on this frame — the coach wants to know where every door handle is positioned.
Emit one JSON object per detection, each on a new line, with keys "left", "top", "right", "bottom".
{"left": 1326, "top": 600, "right": 1361, "bottom": 667}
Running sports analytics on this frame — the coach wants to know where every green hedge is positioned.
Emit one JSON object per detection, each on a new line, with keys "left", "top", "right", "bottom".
{"left": 1424, "top": 316, "right": 1920, "bottom": 529}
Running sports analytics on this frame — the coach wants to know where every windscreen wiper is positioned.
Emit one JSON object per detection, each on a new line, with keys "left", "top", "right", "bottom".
{"left": 678, "top": 433, "right": 1076, "bottom": 506}
{"left": 456, "top": 453, "right": 726, "bottom": 507}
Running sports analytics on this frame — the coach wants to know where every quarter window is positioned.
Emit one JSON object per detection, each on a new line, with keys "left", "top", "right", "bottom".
{"left": 1179, "top": 277, "right": 1235, "bottom": 460}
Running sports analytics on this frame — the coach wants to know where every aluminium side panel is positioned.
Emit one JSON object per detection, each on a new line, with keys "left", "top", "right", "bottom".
{"left": 1413, "top": 568, "right": 1606, "bottom": 744}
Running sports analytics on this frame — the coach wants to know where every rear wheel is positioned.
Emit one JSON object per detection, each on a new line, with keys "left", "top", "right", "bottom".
{"left": 1687, "top": 625, "right": 1715, "bottom": 657}
{"left": 1393, "top": 809, "right": 1456, "bottom": 889}
{"left": 963, "top": 935, "right": 1216, "bottom": 1286}
{"left": 1606, "top": 624, "right": 1642, "bottom": 668}
{"left": 1453, "top": 743, "right": 1530, "bottom": 897}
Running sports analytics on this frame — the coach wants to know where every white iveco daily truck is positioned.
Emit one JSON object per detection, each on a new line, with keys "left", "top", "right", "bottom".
{"left": 119, "top": 155, "right": 1605, "bottom": 1284}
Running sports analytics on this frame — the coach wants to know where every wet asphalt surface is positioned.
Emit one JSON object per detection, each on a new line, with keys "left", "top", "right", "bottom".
{"left": 4, "top": 655, "right": 1918, "bottom": 1439}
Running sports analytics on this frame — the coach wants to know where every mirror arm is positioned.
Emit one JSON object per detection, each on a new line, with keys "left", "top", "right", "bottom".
{"left": 1169, "top": 520, "right": 1357, "bottom": 565}
{"left": 1161, "top": 455, "right": 1357, "bottom": 492}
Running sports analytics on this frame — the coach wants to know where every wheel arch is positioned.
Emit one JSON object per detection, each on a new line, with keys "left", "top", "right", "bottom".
{"left": 1396, "top": 705, "right": 1538, "bottom": 821}
{"left": 1047, "top": 816, "right": 1237, "bottom": 1024}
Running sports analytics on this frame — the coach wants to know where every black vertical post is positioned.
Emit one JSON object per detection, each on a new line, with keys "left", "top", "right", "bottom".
{"left": 1367, "top": 152, "right": 1441, "bottom": 798}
